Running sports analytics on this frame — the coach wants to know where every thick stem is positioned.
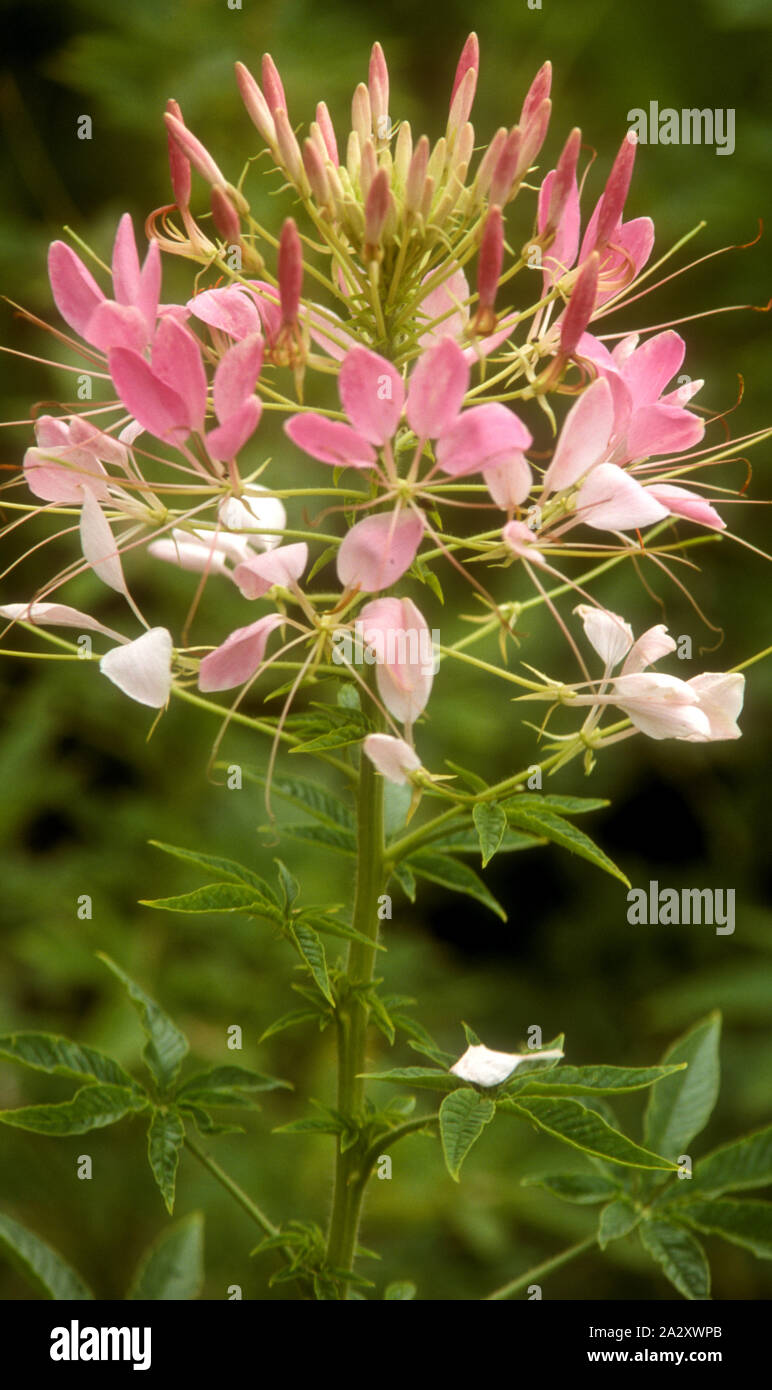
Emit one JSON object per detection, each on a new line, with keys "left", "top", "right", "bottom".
{"left": 325, "top": 740, "right": 385, "bottom": 1288}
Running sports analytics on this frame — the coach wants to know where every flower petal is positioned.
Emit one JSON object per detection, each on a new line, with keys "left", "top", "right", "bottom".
{"left": 284, "top": 414, "right": 376, "bottom": 469}
{"left": 337, "top": 511, "right": 425, "bottom": 593}
{"left": 543, "top": 377, "right": 614, "bottom": 493}
{"left": 484, "top": 453, "right": 533, "bottom": 508}
{"left": 206, "top": 398, "right": 262, "bottom": 462}
{"left": 646, "top": 484, "right": 725, "bottom": 531}
{"left": 187, "top": 285, "right": 262, "bottom": 340}
{"left": 198, "top": 613, "right": 284, "bottom": 692}
{"left": 436, "top": 402, "right": 532, "bottom": 477}
{"left": 99, "top": 627, "right": 173, "bottom": 708}
{"left": 575, "top": 604, "right": 633, "bottom": 668}
{"left": 87, "top": 301, "right": 149, "bottom": 354}
{"left": 611, "top": 671, "right": 709, "bottom": 740}
{"left": 406, "top": 338, "right": 469, "bottom": 439}
{"left": 687, "top": 672, "right": 744, "bottom": 741}
{"left": 626, "top": 403, "right": 705, "bottom": 461}
{"left": 109, "top": 347, "right": 191, "bottom": 443}
{"left": 0, "top": 601, "right": 123, "bottom": 641}
{"left": 621, "top": 623, "right": 677, "bottom": 674}
{"left": 574, "top": 462, "right": 669, "bottom": 531}
{"left": 232, "top": 542, "right": 308, "bottom": 598}
{"left": 47, "top": 241, "right": 105, "bottom": 338}
{"left": 151, "top": 317, "right": 207, "bottom": 432}
{"left": 362, "top": 733, "right": 421, "bottom": 785}
{"left": 79, "top": 490, "right": 128, "bottom": 595}
{"left": 338, "top": 347, "right": 405, "bottom": 445}
{"left": 359, "top": 596, "right": 434, "bottom": 724}
{"left": 213, "top": 333, "right": 264, "bottom": 423}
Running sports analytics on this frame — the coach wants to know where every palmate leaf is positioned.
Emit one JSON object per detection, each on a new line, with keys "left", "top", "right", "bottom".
{"left": 639, "top": 1218, "right": 711, "bottom": 1300}
{"left": 426, "top": 826, "right": 543, "bottom": 856}
{"left": 0, "top": 1211, "right": 94, "bottom": 1300}
{"left": 127, "top": 1212, "right": 204, "bottom": 1300}
{"left": 238, "top": 769, "right": 354, "bottom": 830}
{"left": 147, "top": 1107, "right": 185, "bottom": 1214}
{"left": 501, "top": 794, "right": 610, "bottom": 817}
{"left": 0, "top": 1032, "right": 140, "bottom": 1093}
{"left": 97, "top": 954, "right": 189, "bottom": 1095}
{"left": 503, "top": 804, "right": 629, "bottom": 886}
{"left": 275, "top": 824, "right": 356, "bottom": 857}
{"left": 504, "top": 1097, "right": 680, "bottom": 1171}
{"left": 644, "top": 1013, "right": 721, "bottom": 1161}
{"left": 0, "top": 1084, "right": 147, "bottom": 1135}
{"left": 405, "top": 850, "right": 506, "bottom": 920}
{"left": 440, "top": 1088, "right": 496, "bottom": 1181}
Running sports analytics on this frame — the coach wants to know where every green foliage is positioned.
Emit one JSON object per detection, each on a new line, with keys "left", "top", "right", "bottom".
{"left": 147, "top": 1108, "right": 186, "bottom": 1214}
{"left": 439, "top": 1089, "right": 496, "bottom": 1181}
{"left": 127, "top": 1213, "right": 205, "bottom": 1300}
{"left": 0, "top": 1212, "right": 94, "bottom": 1300}
{"left": 639, "top": 1219, "right": 711, "bottom": 1300}
{"left": 644, "top": 1013, "right": 722, "bottom": 1161}
{"left": 97, "top": 953, "right": 189, "bottom": 1094}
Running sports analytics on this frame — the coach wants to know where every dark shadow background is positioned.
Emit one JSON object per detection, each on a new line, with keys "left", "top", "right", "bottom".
{"left": 0, "top": 0, "right": 770, "bottom": 1299}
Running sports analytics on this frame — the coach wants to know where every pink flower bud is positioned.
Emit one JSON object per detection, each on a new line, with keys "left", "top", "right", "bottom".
{"left": 303, "top": 139, "right": 332, "bottom": 208}
{"left": 235, "top": 62, "right": 277, "bottom": 146}
{"left": 520, "top": 60, "right": 552, "bottom": 127}
{"left": 473, "top": 128, "right": 507, "bottom": 201}
{"left": 545, "top": 127, "right": 582, "bottom": 233}
{"left": 489, "top": 129, "right": 522, "bottom": 206}
{"left": 261, "top": 53, "right": 287, "bottom": 116}
{"left": 278, "top": 218, "right": 303, "bottom": 325}
{"left": 475, "top": 205, "right": 504, "bottom": 328}
{"left": 352, "top": 82, "right": 372, "bottom": 147}
{"left": 363, "top": 733, "right": 421, "bottom": 785}
{"left": 164, "top": 113, "right": 226, "bottom": 189}
{"left": 364, "top": 167, "right": 391, "bottom": 249}
{"left": 447, "top": 67, "right": 477, "bottom": 141}
{"left": 315, "top": 101, "right": 339, "bottom": 165}
{"left": 210, "top": 186, "right": 241, "bottom": 244}
{"left": 273, "top": 108, "right": 306, "bottom": 188}
{"left": 560, "top": 251, "right": 600, "bottom": 356}
{"left": 165, "top": 99, "right": 191, "bottom": 209}
{"left": 368, "top": 42, "right": 389, "bottom": 131}
{"left": 405, "top": 135, "right": 430, "bottom": 214}
{"left": 517, "top": 97, "right": 552, "bottom": 180}
{"left": 594, "top": 131, "right": 638, "bottom": 249}
{"left": 450, "top": 33, "right": 479, "bottom": 109}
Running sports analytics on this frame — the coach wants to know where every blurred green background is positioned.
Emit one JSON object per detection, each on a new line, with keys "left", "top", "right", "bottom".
{"left": 0, "top": 0, "right": 770, "bottom": 1299}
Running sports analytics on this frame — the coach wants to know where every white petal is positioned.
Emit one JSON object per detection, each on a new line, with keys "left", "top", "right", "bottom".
{"left": 0, "top": 601, "right": 123, "bottom": 641}
{"left": 574, "top": 604, "right": 633, "bottom": 669}
{"left": 449, "top": 1043, "right": 564, "bottom": 1088}
{"left": 99, "top": 627, "right": 173, "bottom": 708}
{"left": 79, "top": 490, "right": 127, "bottom": 595}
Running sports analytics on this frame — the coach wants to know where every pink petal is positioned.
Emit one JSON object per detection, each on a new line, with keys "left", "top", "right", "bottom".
{"left": 87, "top": 301, "right": 149, "bottom": 354}
{"left": 151, "top": 317, "right": 207, "bottom": 432}
{"left": 284, "top": 414, "right": 376, "bottom": 469}
{"left": 198, "top": 613, "right": 284, "bottom": 693}
{"left": 111, "top": 214, "right": 142, "bottom": 307}
{"left": 574, "top": 462, "right": 669, "bottom": 531}
{"left": 484, "top": 453, "right": 533, "bottom": 508}
{"left": 47, "top": 241, "right": 105, "bottom": 338}
{"left": 213, "top": 333, "right": 264, "bottom": 422}
{"left": 611, "top": 672, "right": 709, "bottom": 740}
{"left": 23, "top": 447, "right": 109, "bottom": 503}
{"left": 543, "top": 378, "right": 614, "bottom": 493}
{"left": 206, "top": 398, "right": 262, "bottom": 463}
{"left": 0, "top": 601, "right": 123, "bottom": 641}
{"left": 338, "top": 347, "right": 404, "bottom": 445}
{"left": 304, "top": 304, "right": 359, "bottom": 361}
{"left": 620, "top": 331, "right": 685, "bottom": 407}
{"left": 594, "top": 218, "right": 655, "bottom": 308}
{"left": 574, "top": 604, "right": 633, "bottom": 668}
{"left": 359, "top": 596, "right": 434, "bottom": 724}
{"left": 232, "top": 542, "right": 308, "bottom": 598}
{"left": 137, "top": 240, "right": 162, "bottom": 334}
{"left": 502, "top": 520, "right": 547, "bottom": 565}
{"left": 148, "top": 531, "right": 231, "bottom": 575}
{"left": 416, "top": 266, "right": 470, "bottom": 346}
{"left": 68, "top": 418, "right": 128, "bottom": 470}
{"left": 187, "top": 285, "right": 262, "bottom": 340}
{"left": 99, "top": 627, "right": 173, "bottom": 708}
{"left": 79, "top": 490, "right": 128, "bottom": 594}
{"left": 109, "top": 347, "right": 191, "bottom": 443}
{"left": 646, "top": 484, "right": 725, "bottom": 531}
{"left": 436, "top": 402, "right": 532, "bottom": 477}
{"left": 621, "top": 623, "right": 677, "bottom": 674}
{"left": 625, "top": 403, "right": 705, "bottom": 461}
{"left": 337, "top": 511, "right": 424, "bottom": 592}
{"left": 363, "top": 733, "right": 421, "bottom": 784}
{"left": 538, "top": 167, "right": 581, "bottom": 289}
{"left": 687, "top": 672, "right": 744, "bottom": 740}
{"left": 406, "top": 338, "right": 469, "bottom": 439}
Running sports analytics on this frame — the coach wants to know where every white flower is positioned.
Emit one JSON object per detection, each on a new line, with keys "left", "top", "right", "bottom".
{"left": 450, "top": 1042, "right": 564, "bottom": 1088}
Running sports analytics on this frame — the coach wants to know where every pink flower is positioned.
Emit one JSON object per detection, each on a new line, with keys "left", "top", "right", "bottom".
{"left": 198, "top": 612, "right": 285, "bottom": 693}
{"left": 205, "top": 334, "right": 263, "bottom": 463}
{"left": 358, "top": 596, "right": 434, "bottom": 726}
{"left": 577, "top": 329, "right": 706, "bottom": 465}
{"left": 48, "top": 215, "right": 161, "bottom": 354}
{"left": 23, "top": 416, "right": 116, "bottom": 503}
{"left": 362, "top": 733, "right": 422, "bottom": 785}
{"left": 232, "top": 542, "right": 308, "bottom": 599}
{"left": 109, "top": 316, "right": 207, "bottom": 444}
{"left": 337, "top": 511, "right": 425, "bottom": 593}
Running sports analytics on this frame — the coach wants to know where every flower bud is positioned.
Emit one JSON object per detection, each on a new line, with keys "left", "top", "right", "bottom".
{"left": 165, "top": 99, "right": 191, "bottom": 209}
{"left": 315, "top": 101, "right": 339, "bottom": 165}
{"left": 235, "top": 62, "right": 277, "bottom": 146}
{"left": 560, "top": 251, "right": 600, "bottom": 357}
{"left": 261, "top": 53, "right": 287, "bottom": 116}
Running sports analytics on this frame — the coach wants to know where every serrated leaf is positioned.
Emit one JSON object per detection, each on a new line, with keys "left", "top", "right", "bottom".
{"left": 644, "top": 1013, "right": 721, "bottom": 1161}
{"left": 259, "top": 1009, "right": 321, "bottom": 1044}
{"left": 473, "top": 803, "right": 507, "bottom": 867}
{"left": 368, "top": 993, "right": 396, "bottom": 1046}
{"left": 391, "top": 862, "right": 416, "bottom": 901}
{"left": 428, "top": 827, "right": 542, "bottom": 856}
{"left": 0, "top": 1211, "right": 94, "bottom": 1300}
{"left": 406, "top": 851, "right": 506, "bottom": 920}
{"left": 275, "top": 859, "right": 300, "bottom": 908}
{"left": 302, "top": 912, "right": 381, "bottom": 949}
{"left": 384, "top": 1281, "right": 417, "bottom": 1300}
{"left": 277, "top": 823, "right": 356, "bottom": 856}
{"left": 275, "top": 1115, "right": 346, "bottom": 1136}
{"left": 337, "top": 683, "right": 361, "bottom": 710}
{"left": 178, "top": 1103, "right": 245, "bottom": 1137}
{"left": 149, "top": 842, "right": 279, "bottom": 901}
{"left": 141, "top": 882, "right": 280, "bottom": 918}
{"left": 514, "top": 1064, "right": 684, "bottom": 1098}
{"left": 503, "top": 806, "right": 629, "bottom": 886}
{"left": 362, "top": 1066, "right": 462, "bottom": 1093}
{"left": 521, "top": 1172, "right": 621, "bottom": 1205}
{"left": 501, "top": 794, "right": 609, "bottom": 817}
{"left": 290, "top": 705, "right": 371, "bottom": 752}
{"left": 147, "top": 1108, "right": 185, "bottom": 1214}
{"left": 677, "top": 1198, "right": 772, "bottom": 1259}
{"left": 505, "top": 1097, "right": 679, "bottom": 1171}
{"left": 439, "top": 1087, "right": 495, "bottom": 1181}
{"left": 598, "top": 1197, "right": 640, "bottom": 1249}
{"left": 289, "top": 923, "right": 333, "bottom": 1004}
{"left": 97, "top": 954, "right": 189, "bottom": 1094}
{"left": 0, "top": 1032, "right": 139, "bottom": 1092}
{"left": 127, "top": 1212, "right": 204, "bottom": 1300}
{"left": 639, "top": 1218, "right": 710, "bottom": 1299}
{"left": 0, "top": 1084, "right": 146, "bottom": 1135}
{"left": 176, "top": 1065, "right": 290, "bottom": 1101}
{"left": 684, "top": 1123, "right": 772, "bottom": 1198}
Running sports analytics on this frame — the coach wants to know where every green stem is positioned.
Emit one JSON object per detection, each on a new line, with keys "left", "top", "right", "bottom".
{"left": 486, "top": 1235, "right": 597, "bottom": 1301}
{"left": 325, "top": 736, "right": 385, "bottom": 1290}
{"left": 184, "top": 1136, "right": 279, "bottom": 1239}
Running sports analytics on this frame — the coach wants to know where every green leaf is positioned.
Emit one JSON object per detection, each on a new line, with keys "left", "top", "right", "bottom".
{"left": 473, "top": 803, "right": 507, "bottom": 867}
{"left": 289, "top": 923, "right": 333, "bottom": 1004}
{"left": 97, "top": 954, "right": 189, "bottom": 1094}
{"left": 259, "top": 1009, "right": 321, "bottom": 1044}
{"left": 639, "top": 1218, "right": 711, "bottom": 1299}
{"left": 127, "top": 1212, "right": 204, "bottom": 1300}
{"left": 514, "top": 1063, "right": 685, "bottom": 1097}
{"left": 275, "top": 859, "right": 300, "bottom": 909}
{"left": 276, "top": 823, "right": 356, "bottom": 856}
{"left": 406, "top": 851, "right": 506, "bottom": 920}
{"left": 176, "top": 1065, "right": 290, "bottom": 1101}
{"left": 439, "top": 1087, "right": 495, "bottom": 1181}
{"left": 501, "top": 794, "right": 609, "bottom": 817}
{"left": 307, "top": 542, "right": 338, "bottom": 583}
{"left": 677, "top": 1199, "right": 772, "bottom": 1259}
{"left": 147, "top": 1108, "right": 185, "bottom": 1214}
{"left": 302, "top": 911, "right": 383, "bottom": 949}
{"left": 289, "top": 704, "right": 371, "bottom": 752}
{"left": 391, "top": 862, "right": 416, "bottom": 901}
{"left": 521, "top": 1172, "right": 621, "bottom": 1205}
{"left": 683, "top": 1123, "right": 772, "bottom": 1198}
{"left": 383, "top": 781, "right": 412, "bottom": 837}
{"left": 503, "top": 806, "right": 629, "bottom": 886}
{"left": 361, "top": 1066, "right": 462, "bottom": 1093}
{"left": 263, "top": 773, "right": 353, "bottom": 829}
{"left": 275, "top": 1115, "right": 347, "bottom": 1136}
{"left": 384, "top": 1281, "right": 417, "bottom": 1300}
{"left": 0, "top": 1211, "right": 94, "bottom": 1300}
{"left": 140, "top": 882, "right": 280, "bottom": 919}
{"left": 505, "top": 1097, "right": 679, "bottom": 1171}
{"left": 0, "top": 1032, "right": 139, "bottom": 1092}
{"left": 598, "top": 1197, "right": 640, "bottom": 1249}
{"left": 644, "top": 1013, "right": 721, "bottom": 1161}
{"left": 179, "top": 1104, "right": 245, "bottom": 1137}
{"left": 0, "top": 1084, "right": 146, "bottom": 1135}
{"left": 428, "top": 827, "right": 543, "bottom": 856}
{"left": 149, "top": 842, "right": 279, "bottom": 901}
